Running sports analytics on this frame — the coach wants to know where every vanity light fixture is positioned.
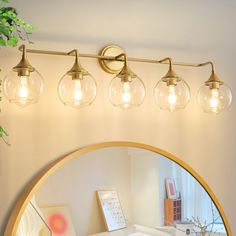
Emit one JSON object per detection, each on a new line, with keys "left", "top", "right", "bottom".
{"left": 2, "top": 44, "right": 232, "bottom": 114}
{"left": 3, "top": 45, "right": 43, "bottom": 107}
{"left": 197, "top": 63, "right": 232, "bottom": 114}
{"left": 58, "top": 49, "right": 97, "bottom": 109}
{"left": 154, "top": 58, "right": 190, "bottom": 112}
{"left": 108, "top": 53, "right": 145, "bottom": 109}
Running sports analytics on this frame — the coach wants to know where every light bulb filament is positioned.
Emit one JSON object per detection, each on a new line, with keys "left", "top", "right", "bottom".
{"left": 19, "top": 76, "right": 29, "bottom": 98}
{"left": 209, "top": 88, "right": 219, "bottom": 112}
{"left": 122, "top": 82, "right": 131, "bottom": 104}
{"left": 74, "top": 80, "right": 82, "bottom": 101}
{"left": 17, "top": 76, "right": 30, "bottom": 106}
{"left": 168, "top": 85, "right": 177, "bottom": 111}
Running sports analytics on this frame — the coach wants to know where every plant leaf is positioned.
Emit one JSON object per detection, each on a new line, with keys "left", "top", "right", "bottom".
{"left": 7, "top": 33, "right": 18, "bottom": 46}
{"left": 0, "top": 3, "right": 34, "bottom": 47}
{"left": 0, "top": 36, "right": 6, "bottom": 45}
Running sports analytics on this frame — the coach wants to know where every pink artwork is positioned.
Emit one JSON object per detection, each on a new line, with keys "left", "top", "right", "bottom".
{"left": 49, "top": 213, "right": 68, "bottom": 234}
{"left": 165, "top": 178, "right": 177, "bottom": 199}
{"left": 40, "top": 206, "right": 76, "bottom": 236}
{"left": 169, "top": 182, "right": 175, "bottom": 196}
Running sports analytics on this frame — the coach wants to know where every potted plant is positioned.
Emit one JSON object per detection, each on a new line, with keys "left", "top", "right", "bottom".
{"left": 0, "top": 0, "right": 33, "bottom": 145}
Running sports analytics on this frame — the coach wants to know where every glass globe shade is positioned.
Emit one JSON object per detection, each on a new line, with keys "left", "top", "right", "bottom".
{"left": 3, "top": 70, "right": 43, "bottom": 107}
{"left": 109, "top": 76, "right": 145, "bottom": 110}
{"left": 58, "top": 73, "right": 97, "bottom": 109}
{"left": 154, "top": 79, "right": 190, "bottom": 112}
{"left": 197, "top": 84, "right": 232, "bottom": 114}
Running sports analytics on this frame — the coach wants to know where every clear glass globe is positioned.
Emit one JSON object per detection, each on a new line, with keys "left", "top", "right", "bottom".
{"left": 58, "top": 73, "right": 97, "bottom": 109}
{"left": 197, "top": 84, "right": 232, "bottom": 114}
{"left": 3, "top": 70, "right": 44, "bottom": 107}
{"left": 154, "top": 79, "right": 190, "bottom": 112}
{"left": 109, "top": 76, "right": 145, "bottom": 110}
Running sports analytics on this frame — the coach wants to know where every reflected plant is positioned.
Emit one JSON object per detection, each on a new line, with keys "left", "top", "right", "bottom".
{"left": 0, "top": 0, "right": 34, "bottom": 145}
{"left": 176, "top": 202, "right": 225, "bottom": 236}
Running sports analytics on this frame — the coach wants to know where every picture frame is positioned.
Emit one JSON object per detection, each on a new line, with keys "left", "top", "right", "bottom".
{"left": 165, "top": 178, "right": 177, "bottom": 199}
{"left": 96, "top": 190, "right": 127, "bottom": 232}
{"left": 40, "top": 206, "right": 76, "bottom": 236}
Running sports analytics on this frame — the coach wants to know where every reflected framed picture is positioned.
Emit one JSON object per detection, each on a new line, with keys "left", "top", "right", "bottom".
{"left": 96, "top": 190, "right": 127, "bottom": 232}
{"left": 166, "top": 178, "right": 177, "bottom": 199}
{"left": 40, "top": 206, "right": 76, "bottom": 236}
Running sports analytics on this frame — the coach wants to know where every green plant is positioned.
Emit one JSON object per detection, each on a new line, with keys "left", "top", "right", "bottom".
{"left": 0, "top": 73, "right": 9, "bottom": 145}
{"left": 0, "top": 124, "right": 9, "bottom": 145}
{"left": 0, "top": 0, "right": 34, "bottom": 145}
{"left": 0, "top": 0, "right": 33, "bottom": 46}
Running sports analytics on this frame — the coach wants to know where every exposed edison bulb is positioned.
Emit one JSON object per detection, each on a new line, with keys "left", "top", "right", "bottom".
{"left": 3, "top": 71, "right": 43, "bottom": 107}
{"left": 58, "top": 50, "right": 97, "bottom": 109}
{"left": 209, "top": 88, "right": 219, "bottom": 113}
{"left": 167, "top": 85, "right": 177, "bottom": 111}
{"left": 154, "top": 80, "right": 190, "bottom": 112}
{"left": 109, "top": 76, "right": 145, "bottom": 110}
{"left": 74, "top": 79, "right": 83, "bottom": 102}
{"left": 58, "top": 73, "right": 97, "bottom": 109}
{"left": 18, "top": 76, "right": 29, "bottom": 103}
{"left": 107, "top": 53, "right": 145, "bottom": 109}
{"left": 3, "top": 45, "right": 44, "bottom": 107}
{"left": 122, "top": 82, "right": 131, "bottom": 104}
{"left": 198, "top": 84, "right": 232, "bottom": 114}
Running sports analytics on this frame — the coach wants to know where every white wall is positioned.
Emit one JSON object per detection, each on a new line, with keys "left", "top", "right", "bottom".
{"left": 1, "top": 0, "right": 236, "bottom": 234}
{"left": 35, "top": 148, "right": 132, "bottom": 235}
{"left": 130, "top": 149, "right": 160, "bottom": 227}
{"left": 129, "top": 149, "right": 183, "bottom": 227}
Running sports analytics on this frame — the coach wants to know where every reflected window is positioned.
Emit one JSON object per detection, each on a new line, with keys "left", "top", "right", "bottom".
{"left": 171, "top": 163, "right": 226, "bottom": 233}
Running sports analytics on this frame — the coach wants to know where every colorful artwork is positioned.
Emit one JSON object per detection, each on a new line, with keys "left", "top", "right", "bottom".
{"left": 169, "top": 182, "right": 175, "bottom": 195}
{"left": 40, "top": 206, "right": 76, "bottom": 236}
{"left": 165, "top": 178, "right": 177, "bottom": 199}
{"left": 97, "top": 190, "right": 127, "bottom": 231}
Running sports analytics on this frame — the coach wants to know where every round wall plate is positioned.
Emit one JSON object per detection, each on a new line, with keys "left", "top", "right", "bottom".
{"left": 99, "top": 45, "right": 125, "bottom": 74}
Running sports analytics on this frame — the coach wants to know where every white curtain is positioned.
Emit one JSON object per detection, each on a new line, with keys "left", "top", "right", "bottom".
{"left": 172, "top": 164, "right": 219, "bottom": 224}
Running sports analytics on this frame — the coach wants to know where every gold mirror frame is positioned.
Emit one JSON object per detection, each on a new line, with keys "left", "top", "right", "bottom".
{"left": 4, "top": 141, "right": 232, "bottom": 236}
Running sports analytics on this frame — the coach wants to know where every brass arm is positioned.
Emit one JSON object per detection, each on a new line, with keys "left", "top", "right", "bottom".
{"left": 18, "top": 45, "right": 215, "bottom": 71}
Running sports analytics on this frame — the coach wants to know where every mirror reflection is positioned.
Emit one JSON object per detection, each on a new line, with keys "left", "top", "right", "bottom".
{"left": 17, "top": 147, "right": 226, "bottom": 236}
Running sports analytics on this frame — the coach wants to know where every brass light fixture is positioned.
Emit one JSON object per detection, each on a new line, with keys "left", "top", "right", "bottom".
{"left": 99, "top": 45, "right": 145, "bottom": 109}
{"left": 154, "top": 58, "right": 190, "bottom": 112}
{"left": 2, "top": 44, "right": 233, "bottom": 114}
{"left": 108, "top": 53, "right": 145, "bottom": 109}
{"left": 3, "top": 45, "right": 43, "bottom": 107}
{"left": 58, "top": 50, "right": 97, "bottom": 109}
{"left": 197, "top": 63, "right": 232, "bottom": 114}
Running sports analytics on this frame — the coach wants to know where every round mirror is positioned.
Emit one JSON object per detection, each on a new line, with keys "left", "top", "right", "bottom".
{"left": 4, "top": 142, "right": 231, "bottom": 236}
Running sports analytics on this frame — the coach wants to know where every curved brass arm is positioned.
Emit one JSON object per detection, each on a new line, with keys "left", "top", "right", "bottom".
{"left": 67, "top": 49, "right": 79, "bottom": 64}
{"left": 158, "top": 57, "right": 173, "bottom": 69}
{"left": 115, "top": 53, "right": 128, "bottom": 66}
{"left": 198, "top": 61, "right": 215, "bottom": 72}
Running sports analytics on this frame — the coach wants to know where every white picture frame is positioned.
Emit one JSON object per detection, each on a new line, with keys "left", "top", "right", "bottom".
{"left": 96, "top": 190, "right": 127, "bottom": 231}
